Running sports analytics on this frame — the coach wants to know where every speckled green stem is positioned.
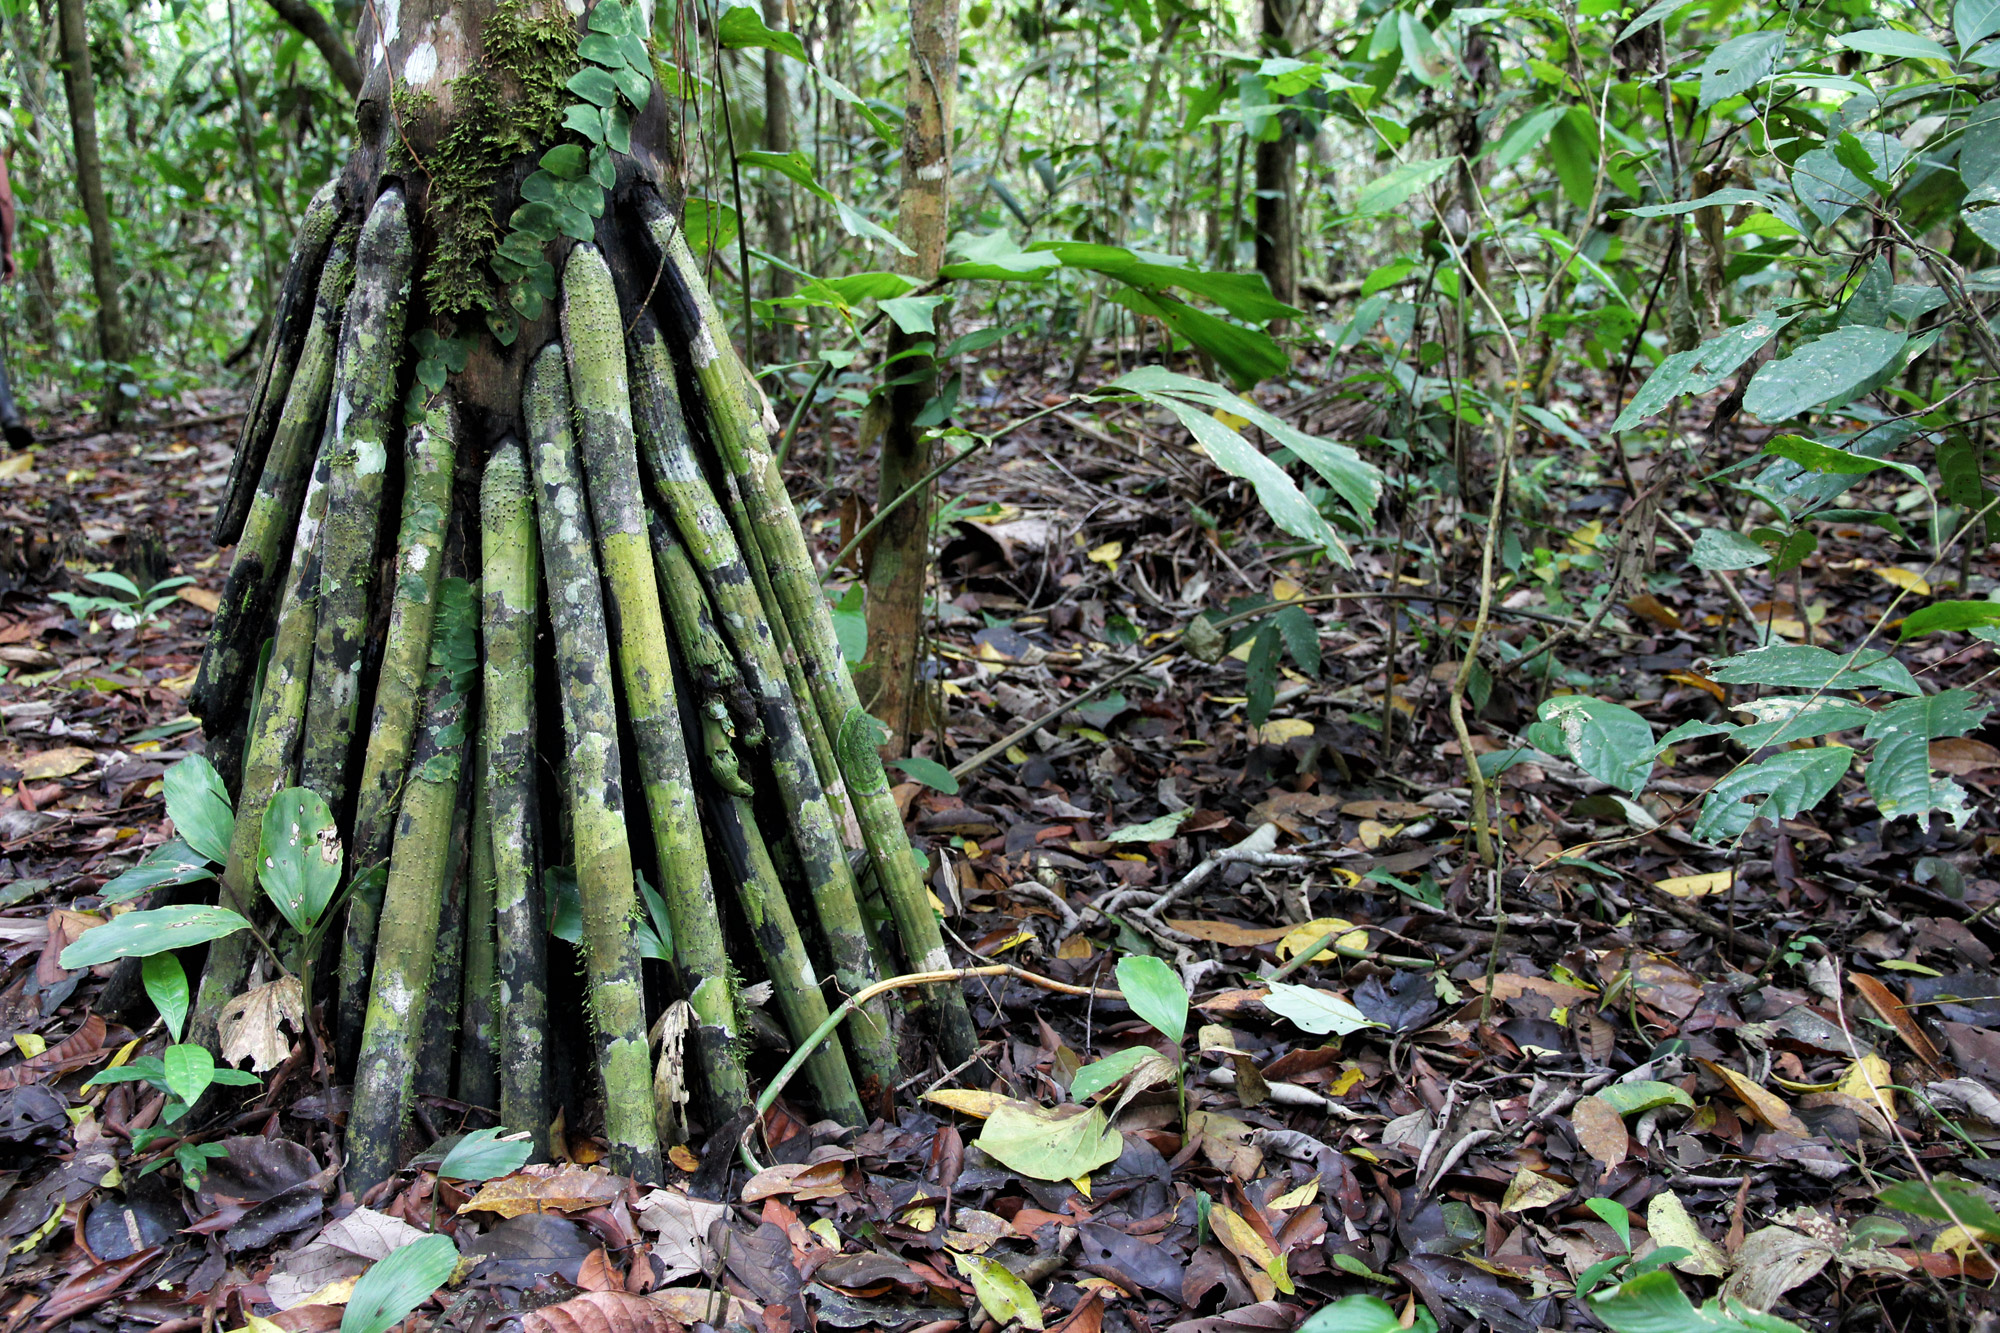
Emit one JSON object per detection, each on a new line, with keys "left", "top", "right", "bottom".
{"left": 563, "top": 247, "right": 749, "bottom": 1125}
{"left": 648, "top": 206, "right": 978, "bottom": 1067}
{"left": 301, "top": 185, "right": 413, "bottom": 809}
{"left": 215, "top": 180, "right": 341, "bottom": 547}
{"left": 347, "top": 622, "right": 474, "bottom": 1195}
{"left": 335, "top": 396, "right": 459, "bottom": 1073}
{"left": 627, "top": 312, "right": 901, "bottom": 1106}
{"left": 192, "top": 221, "right": 354, "bottom": 731}
{"left": 458, "top": 732, "right": 499, "bottom": 1112}
{"left": 480, "top": 436, "right": 549, "bottom": 1154}
{"left": 654, "top": 526, "right": 865, "bottom": 1124}
{"left": 524, "top": 343, "right": 661, "bottom": 1182}
{"left": 189, "top": 437, "right": 335, "bottom": 1056}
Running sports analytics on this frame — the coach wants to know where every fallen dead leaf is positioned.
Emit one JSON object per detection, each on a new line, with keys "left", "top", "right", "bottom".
{"left": 1701, "top": 1060, "right": 1811, "bottom": 1138}
{"left": 1646, "top": 1190, "right": 1730, "bottom": 1276}
{"left": 1932, "top": 737, "right": 2000, "bottom": 775}
{"left": 1339, "top": 799, "right": 1429, "bottom": 820}
{"left": 1852, "top": 972, "right": 1946, "bottom": 1076}
{"left": 19, "top": 747, "right": 95, "bottom": 781}
{"left": 217, "top": 976, "right": 305, "bottom": 1073}
{"left": 176, "top": 586, "right": 222, "bottom": 613}
{"left": 1654, "top": 869, "right": 1732, "bottom": 899}
{"left": 1499, "top": 1167, "right": 1567, "bottom": 1213}
{"left": 523, "top": 1291, "right": 689, "bottom": 1333}
{"left": 1720, "top": 1225, "right": 1835, "bottom": 1311}
{"left": 1568, "top": 1095, "right": 1628, "bottom": 1174}
{"left": 923, "top": 1088, "right": 1007, "bottom": 1118}
{"left": 458, "top": 1165, "right": 625, "bottom": 1217}
{"left": 1167, "top": 919, "right": 1294, "bottom": 947}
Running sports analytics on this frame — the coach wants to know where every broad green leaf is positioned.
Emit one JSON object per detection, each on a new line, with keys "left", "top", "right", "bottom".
{"left": 1877, "top": 1180, "right": 2000, "bottom": 1238}
{"left": 1790, "top": 148, "right": 1868, "bottom": 225}
{"left": 1595, "top": 1080, "right": 1696, "bottom": 1116}
{"left": 893, "top": 756, "right": 960, "bottom": 795}
{"left": 1616, "top": 0, "right": 1699, "bottom": 43}
{"left": 1620, "top": 188, "right": 1771, "bottom": 218}
{"left": 1729, "top": 697, "right": 1875, "bottom": 748}
{"left": 1106, "top": 808, "right": 1192, "bottom": 842}
{"left": 1029, "top": 241, "right": 1302, "bottom": 323}
{"left": 975, "top": 1101, "right": 1124, "bottom": 1180}
{"left": 143, "top": 953, "right": 189, "bottom": 1041}
{"left": 953, "top": 1253, "right": 1044, "bottom": 1330}
{"left": 1960, "top": 0, "right": 2000, "bottom": 49}
{"left": 1116, "top": 954, "right": 1188, "bottom": 1044}
{"left": 1866, "top": 729, "right": 1973, "bottom": 828}
{"left": 1299, "top": 1294, "right": 1411, "bottom": 1333}
{"left": 829, "top": 583, "right": 865, "bottom": 665}
{"left": 1761, "top": 434, "right": 1929, "bottom": 490}
{"left": 1744, "top": 326, "right": 1907, "bottom": 421}
{"left": 878, "top": 294, "right": 947, "bottom": 335}
{"left": 1586, "top": 1197, "right": 1635, "bottom": 1248}
{"left": 1899, "top": 600, "right": 2000, "bottom": 639}
{"left": 739, "top": 148, "right": 834, "bottom": 204}
{"left": 940, "top": 230, "right": 1064, "bottom": 281}
{"left": 1866, "top": 689, "right": 1987, "bottom": 741}
{"left": 715, "top": 0, "right": 807, "bottom": 61}
{"left": 1692, "top": 746, "right": 1854, "bottom": 842}
{"left": 1698, "top": 31, "right": 1784, "bottom": 110}
{"left": 1069, "top": 1046, "right": 1154, "bottom": 1102}
{"left": 163, "top": 756, "right": 234, "bottom": 865}
{"left": 1533, "top": 696, "right": 1656, "bottom": 793}
{"left": 1834, "top": 28, "right": 1952, "bottom": 62}
{"left": 1491, "top": 106, "right": 1565, "bottom": 169}
{"left": 832, "top": 198, "right": 916, "bottom": 256}
{"left": 1611, "top": 315, "right": 1791, "bottom": 430}
{"left": 260, "top": 788, "right": 343, "bottom": 937}
{"left": 60, "top": 905, "right": 253, "bottom": 969}
{"left": 1354, "top": 157, "right": 1455, "bottom": 216}
{"left": 102, "top": 839, "right": 216, "bottom": 905}
{"left": 1262, "top": 983, "right": 1380, "bottom": 1036}
{"left": 1106, "top": 286, "right": 1286, "bottom": 387}
{"left": 342, "top": 1232, "right": 461, "bottom": 1333}
{"left": 1690, "top": 528, "right": 1772, "bottom": 571}
{"left": 684, "top": 198, "right": 738, "bottom": 258}
{"left": 1591, "top": 1270, "right": 1804, "bottom": 1332}
{"left": 566, "top": 65, "right": 619, "bottom": 108}
{"left": 1707, "top": 644, "right": 1920, "bottom": 695}
{"left": 162, "top": 1043, "right": 214, "bottom": 1107}
{"left": 437, "top": 1127, "right": 534, "bottom": 1182}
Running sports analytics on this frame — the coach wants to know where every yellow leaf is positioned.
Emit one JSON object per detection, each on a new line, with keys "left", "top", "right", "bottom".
{"left": 988, "top": 931, "right": 1034, "bottom": 955}
{"left": 1840, "top": 1054, "right": 1896, "bottom": 1117}
{"left": 1700, "top": 1059, "right": 1811, "bottom": 1137}
{"left": 668, "top": 1144, "right": 700, "bottom": 1172}
{"left": 1073, "top": 1174, "right": 1091, "bottom": 1199}
{"left": 1499, "top": 1167, "right": 1567, "bottom": 1213}
{"left": 297, "top": 1277, "right": 359, "bottom": 1307}
{"left": 922, "top": 1089, "right": 1008, "bottom": 1119}
{"left": 1276, "top": 918, "right": 1367, "bottom": 962}
{"left": 1270, "top": 1179, "right": 1319, "bottom": 1210}
{"left": 1087, "top": 541, "right": 1123, "bottom": 571}
{"left": 12, "top": 1034, "right": 45, "bottom": 1058}
{"left": 1566, "top": 520, "right": 1605, "bottom": 554}
{"left": 1357, "top": 819, "right": 1401, "bottom": 850}
{"left": 1210, "top": 1205, "right": 1291, "bottom": 1295}
{"left": 20, "top": 747, "right": 96, "bottom": 781}
{"left": 1327, "top": 1066, "right": 1365, "bottom": 1097}
{"left": 808, "top": 1219, "right": 841, "bottom": 1249}
{"left": 1654, "top": 870, "right": 1733, "bottom": 899}
{"left": 1056, "top": 935, "right": 1092, "bottom": 960}
{"left": 1646, "top": 1191, "right": 1730, "bottom": 1276}
{"left": 1272, "top": 577, "right": 1304, "bottom": 602}
{"left": 1878, "top": 567, "right": 1931, "bottom": 596}
{"left": 962, "top": 840, "right": 982, "bottom": 859}
{"left": 0, "top": 454, "right": 33, "bottom": 480}
{"left": 10, "top": 1200, "right": 61, "bottom": 1253}
{"left": 1213, "top": 409, "right": 1251, "bottom": 431}
{"left": 1258, "top": 718, "right": 1315, "bottom": 745}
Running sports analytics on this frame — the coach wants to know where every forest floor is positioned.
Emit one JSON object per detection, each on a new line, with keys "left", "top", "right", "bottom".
{"left": 0, "top": 357, "right": 1994, "bottom": 1333}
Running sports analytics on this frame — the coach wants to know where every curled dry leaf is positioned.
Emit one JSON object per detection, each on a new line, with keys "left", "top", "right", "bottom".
{"left": 457, "top": 1165, "right": 626, "bottom": 1218}
{"left": 521, "top": 1290, "right": 689, "bottom": 1333}
{"left": 1568, "top": 1095, "right": 1628, "bottom": 1173}
{"left": 1719, "top": 1225, "right": 1835, "bottom": 1311}
{"left": 1700, "top": 1059, "right": 1811, "bottom": 1138}
{"left": 1852, "top": 972, "right": 1946, "bottom": 1076}
{"left": 217, "top": 975, "right": 305, "bottom": 1073}
{"left": 1499, "top": 1168, "right": 1567, "bottom": 1213}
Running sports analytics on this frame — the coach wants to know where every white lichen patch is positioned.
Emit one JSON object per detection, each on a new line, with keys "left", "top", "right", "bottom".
{"left": 354, "top": 435, "right": 388, "bottom": 476}
{"left": 403, "top": 40, "right": 439, "bottom": 87}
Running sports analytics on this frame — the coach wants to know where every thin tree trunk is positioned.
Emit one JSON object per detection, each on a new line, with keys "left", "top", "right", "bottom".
{"left": 1253, "top": 0, "right": 1300, "bottom": 312}
{"left": 53, "top": 0, "right": 128, "bottom": 408}
{"left": 863, "top": 0, "right": 959, "bottom": 756}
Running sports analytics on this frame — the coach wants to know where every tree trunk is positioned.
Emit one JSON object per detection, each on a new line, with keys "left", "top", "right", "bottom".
{"left": 261, "top": 0, "right": 363, "bottom": 96}
{"left": 54, "top": 0, "right": 128, "bottom": 406}
{"left": 863, "top": 0, "right": 959, "bottom": 757}
{"left": 188, "top": 0, "right": 977, "bottom": 1194}
{"left": 1253, "top": 0, "right": 1300, "bottom": 313}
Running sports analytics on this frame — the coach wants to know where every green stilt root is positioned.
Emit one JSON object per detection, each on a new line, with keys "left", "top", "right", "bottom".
{"left": 626, "top": 312, "right": 902, "bottom": 1107}
{"left": 562, "top": 245, "right": 749, "bottom": 1125}
{"left": 459, "top": 733, "right": 499, "bottom": 1112}
{"left": 301, "top": 185, "right": 413, "bottom": 809}
{"left": 192, "top": 220, "right": 354, "bottom": 731}
{"left": 480, "top": 436, "right": 550, "bottom": 1155}
{"left": 336, "top": 396, "right": 459, "bottom": 1072}
{"left": 347, "top": 576, "right": 477, "bottom": 1195}
{"left": 190, "top": 437, "right": 334, "bottom": 1054}
{"left": 524, "top": 343, "right": 661, "bottom": 1182}
{"left": 215, "top": 179, "right": 341, "bottom": 546}
{"left": 649, "top": 203, "right": 980, "bottom": 1068}
{"left": 654, "top": 526, "right": 865, "bottom": 1125}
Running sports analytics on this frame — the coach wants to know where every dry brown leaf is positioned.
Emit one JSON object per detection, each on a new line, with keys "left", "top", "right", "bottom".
{"left": 1340, "top": 799, "right": 1430, "bottom": 820}
{"left": 1568, "top": 1096, "right": 1628, "bottom": 1173}
{"left": 1700, "top": 1060, "right": 1811, "bottom": 1138}
{"left": 1931, "top": 737, "right": 2000, "bottom": 775}
{"left": 1851, "top": 973, "right": 1945, "bottom": 1076}
{"left": 522, "top": 1291, "right": 688, "bottom": 1333}
{"left": 1653, "top": 870, "right": 1732, "bottom": 899}
{"left": 1625, "top": 594, "right": 1684, "bottom": 630}
{"left": 922, "top": 1088, "right": 1007, "bottom": 1118}
{"left": 1477, "top": 973, "right": 1594, "bottom": 1006}
{"left": 740, "top": 1157, "right": 847, "bottom": 1203}
{"left": 633, "top": 1188, "right": 725, "bottom": 1283}
{"left": 1165, "top": 919, "right": 1294, "bottom": 947}
{"left": 458, "top": 1164, "right": 625, "bottom": 1217}
{"left": 217, "top": 975, "right": 304, "bottom": 1073}
{"left": 19, "top": 747, "right": 95, "bottom": 781}
{"left": 0, "top": 1012, "right": 105, "bottom": 1090}
{"left": 175, "top": 585, "right": 222, "bottom": 613}
{"left": 1208, "top": 1204, "right": 1283, "bottom": 1301}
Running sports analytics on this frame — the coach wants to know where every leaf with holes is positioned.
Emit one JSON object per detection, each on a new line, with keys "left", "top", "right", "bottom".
{"left": 1692, "top": 746, "right": 1854, "bottom": 843}
{"left": 1698, "top": 30, "right": 1784, "bottom": 109}
{"left": 1529, "top": 696, "right": 1656, "bottom": 794}
{"left": 1745, "top": 326, "right": 1907, "bottom": 421}
{"left": 1706, "top": 643, "right": 1920, "bottom": 694}
{"left": 260, "top": 788, "right": 342, "bottom": 936}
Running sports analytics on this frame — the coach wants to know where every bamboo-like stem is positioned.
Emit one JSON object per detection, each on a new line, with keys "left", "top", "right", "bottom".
{"left": 189, "top": 438, "right": 334, "bottom": 1053}
{"left": 415, "top": 811, "right": 469, "bottom": 1101}
{"left": 300, "top": 186, "right": 413, "bottom": 808}
{"left": 458, "top": 733, "right": 499, "bottom": 1112}
{"left": 524, "top": 344, "right": 661, "bottom": 1182}
{"left": 192, "top": 223, "right": 354, "bottom": 732}
{"left": 214, "top": 180, "right": 341, "bottom": 546}
{"left": 562, "top": 247, "right": 750, "bottom": 1125}
{"left": 335, "top": 397, "right": 460, "bottom": 1071}
{"left": 347, "top": 593, "right": 476, "bottom": 1194}
{"left": 480, "top": 436, "right": 549, "bottom": 1153}
{"left": 648, "top": 208, "right": 979, "bottom": 1067}
{"left": 653, "top": 527, "right": 865, "bottom": 1124}
{"left": 626, "top": 314, "right": 901, "bottom": 1106}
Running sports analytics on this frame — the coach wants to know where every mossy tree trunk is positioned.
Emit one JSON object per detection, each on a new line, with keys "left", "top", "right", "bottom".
{"left": 188, "top": 0, "right": 977, "bottom": 1195}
